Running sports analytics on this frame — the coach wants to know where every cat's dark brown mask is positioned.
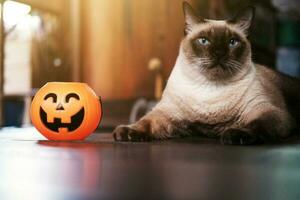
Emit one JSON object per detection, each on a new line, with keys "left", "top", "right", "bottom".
{"left": 181, "top": 2, "right": 255, "bottom": 81}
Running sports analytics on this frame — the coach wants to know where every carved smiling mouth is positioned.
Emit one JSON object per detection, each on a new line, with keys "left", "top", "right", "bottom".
{"left": 40, "top": 108, "right": 85, "bottom": 132}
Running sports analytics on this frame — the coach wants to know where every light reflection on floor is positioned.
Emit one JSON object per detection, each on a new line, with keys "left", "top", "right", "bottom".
{"left": 1, "top": 127, "right": 300, "bottom": 199}
{"left": 0, "top": 129, "right": 102, "bottom": 200}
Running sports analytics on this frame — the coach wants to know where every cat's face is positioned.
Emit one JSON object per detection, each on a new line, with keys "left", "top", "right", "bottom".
{"left": 181, "top": 2, "right": 255, "bottom": 81}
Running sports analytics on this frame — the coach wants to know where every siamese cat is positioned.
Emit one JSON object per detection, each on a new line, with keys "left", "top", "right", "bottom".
{"left": 113, "top": 2, "right": 300, "bottom": 145}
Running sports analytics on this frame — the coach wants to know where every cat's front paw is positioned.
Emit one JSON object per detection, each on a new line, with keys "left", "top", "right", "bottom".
{"left": 221, "top": 129, "right": 262, "bottom": 145}
{"left": 113, "top": 125, "right": 151, "bottom": 142}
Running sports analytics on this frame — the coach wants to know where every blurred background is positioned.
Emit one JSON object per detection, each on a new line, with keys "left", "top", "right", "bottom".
{"left": 0, "top": 0, "right": 299, "bottom": 131}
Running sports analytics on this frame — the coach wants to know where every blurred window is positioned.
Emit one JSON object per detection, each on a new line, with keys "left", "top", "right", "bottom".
{"left": 3, "top": 0, "right": 32, "bottom": 95}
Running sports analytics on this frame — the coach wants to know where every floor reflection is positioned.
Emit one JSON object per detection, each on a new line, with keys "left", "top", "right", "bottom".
{"left": 1, "top": 131, "right": 300, "bottom": 199}
{"left": 0, "top": 141, "right": 102, "bottom": 200}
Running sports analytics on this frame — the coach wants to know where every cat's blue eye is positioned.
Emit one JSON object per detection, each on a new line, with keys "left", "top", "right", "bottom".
{"left": 196, "top": 37, "right": 210, "bottom": 46}
{"left": 229, "top": 39, "right": 239, "bottom": 47}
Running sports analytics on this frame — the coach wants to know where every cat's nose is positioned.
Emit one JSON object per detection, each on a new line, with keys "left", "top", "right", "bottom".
{"left": 214, "top": 50, "right": 226, "bottom": 61}
{"left": 214, "top": 50, "right": 225, "bottom": 57}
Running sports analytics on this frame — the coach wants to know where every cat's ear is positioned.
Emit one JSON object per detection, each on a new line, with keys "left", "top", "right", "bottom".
{"left": 182, "top": 1, "right": 204, "bottom": 35}
{"left": 228, "top": 6, "right": 255, "bottom": 35}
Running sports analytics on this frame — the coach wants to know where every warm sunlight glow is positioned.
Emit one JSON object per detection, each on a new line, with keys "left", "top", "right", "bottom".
{"left": 3, "top": 0, "right": 31, "bottom": 26}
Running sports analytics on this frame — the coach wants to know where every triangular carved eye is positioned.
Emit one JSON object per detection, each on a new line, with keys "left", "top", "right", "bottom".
{"left": 44, "top": 93, "right": 57, "bottom": 103}
{"left": 66, "top": 93, "right": 80, "bottom": 103}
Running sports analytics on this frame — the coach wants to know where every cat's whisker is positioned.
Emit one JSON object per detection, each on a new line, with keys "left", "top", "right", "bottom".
{"left": 224, "top": 61, "right": 243, "bottom": 75}
{"left": 227, "top": 62, "right": 240, "bottom": 69}
{"left": 227, "top": 59, "right": 241, "bottom": 65}
{"left": 229, "top": 66, "right": 242, "bottom": 74}
{"left": 227, "top": 66, "right": 234, "bottom": 76}
{"left": 228, "top": 60, "right": 242, "bottom": 67}
{"left": 226, "top": 60, "right": 242, "bottom": 72}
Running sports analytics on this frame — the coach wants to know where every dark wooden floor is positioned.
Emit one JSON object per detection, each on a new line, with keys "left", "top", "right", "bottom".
{"left": 0, "top": 128, "right": 300, "bottom": 200}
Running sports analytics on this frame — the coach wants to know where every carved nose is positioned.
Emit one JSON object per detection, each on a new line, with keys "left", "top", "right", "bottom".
{"left": 56, "top": 103, "right": 65, "bottom": 111}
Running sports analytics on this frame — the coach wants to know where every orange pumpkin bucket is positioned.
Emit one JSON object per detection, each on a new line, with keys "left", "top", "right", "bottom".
{"left": 30, "top": 82, "right": 102, "bottom": 140}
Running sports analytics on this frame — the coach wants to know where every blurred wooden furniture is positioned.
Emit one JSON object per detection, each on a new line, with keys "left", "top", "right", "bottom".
{"left": 81, "top": 0, "right": 198, "bottom": 100}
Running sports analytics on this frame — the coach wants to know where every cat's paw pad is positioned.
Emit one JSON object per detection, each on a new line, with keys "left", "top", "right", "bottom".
{"left": 113, "top": 125, "right": 151, "bottom": 142}
{"left": 221, "top": 129, "right": 260, "bottom": 145}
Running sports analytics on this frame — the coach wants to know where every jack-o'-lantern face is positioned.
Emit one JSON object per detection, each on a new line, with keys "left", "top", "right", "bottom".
{"left": 30, "top": 82, "right": 102, "bottom": 140}
{"left": 40, "top": 92, "right": 84, "bottom": 132}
